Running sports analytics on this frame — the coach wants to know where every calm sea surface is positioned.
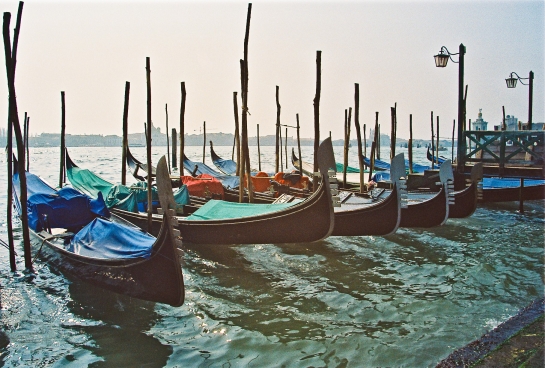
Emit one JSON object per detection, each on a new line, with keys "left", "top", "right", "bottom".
{"left": 0, "top": 145, "right": 543, "bottom": 367}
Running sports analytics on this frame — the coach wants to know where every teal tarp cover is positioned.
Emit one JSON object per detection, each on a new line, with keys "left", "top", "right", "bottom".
{"left": 186, "top": 199, "right": 297, "bottom": 221}
{"left": 335, "top": 163, "right": 360, "bottom": 173}
{"left": 67, "top": 165, "right": 190, "bottom": 212}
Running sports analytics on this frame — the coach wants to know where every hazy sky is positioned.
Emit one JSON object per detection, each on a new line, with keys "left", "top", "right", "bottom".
{"left": 1, "top": 0, "right": 543, "bottom": 140}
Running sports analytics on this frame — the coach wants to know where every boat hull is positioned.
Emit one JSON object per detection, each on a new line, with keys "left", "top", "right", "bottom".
{"left": 113, "top": 178, "right": 334, "bottom": 245}
{"left": 332, "top": 186, "right": 400, "bottom": 236}
{"left": 400, "top": 186, "right": 449, "bottom": 228}
{"left": 29, "top": 217, "right": 184, "bottom": 307}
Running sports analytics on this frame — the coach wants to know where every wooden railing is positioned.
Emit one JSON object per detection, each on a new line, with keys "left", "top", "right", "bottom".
{"left": 460, "top": 130, "right": 544, "bottom": 178}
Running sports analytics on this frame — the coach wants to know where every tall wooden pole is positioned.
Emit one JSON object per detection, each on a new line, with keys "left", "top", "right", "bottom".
{"left": 343, "top": 108, "right": 349, "bottom": 188}
{"left": 451, "top": 119, "right": 455, "bottom": 162}
{"left": 430, "top": 111, "right": 435, "bottom": 169}
{"left": 165, "top": 103, "right": 170, "bottom": 172}
{"left": 528, "top": 71, "right": 534, "bottom": 130}
{"left": 279, "top": 124, "right": 283, "bottom": 171}
{"left": 257, "top": 123, "right": 261, "bottom": 171}
{"left": 368, "top": 113, "right": 379, "bottom": 182}
{"left": 296, "top": 114, "right": 302, "bottom": 178}
{"left": 23, "top": 112, "right": 27, "bottom": 169}
{"left": 202, "top": 121, "right": 206, "bottom": 163}
{"left": 59, "top": 91, "right": 66, "bottom": 188}
{"left": 408, "top": 114, "right": 413, "bottom": 174}
{"left": 145, "top": 57, "right": 153, "bottom": 232}
{"left": 275, "top": 85, "right": 280, "bottom": 173}
{"left": 313, "top": 50, "right": 322, "bottom": 192}
{"left": 242, "top": 3, "right": 254, "bottom": 203}
{"left": 232, "top": 91, "right": 240, "bottom": 175}
{"left": 4, "top": 3, "right": 31, "bottom": 270}
{"left": 4, "top": 12, "right": 14, "bottom": 271}
{"left": 121, "top": 81, "right": 130, "bottom": 185}
{"left": 172, "top": 128, "right": 177, "bottom": 170}
{"left": 436, "top": 115, "right": 440, "bottom": 166}
{"left": 363, "top": 123, "right": 367, "bottom": 157}
{"left": 390, "top": 106, "right": 396, "bottom": 160}
{"left": 456, "top": 43, "right": 466, "bottom": 173}
{"left": 285, "top": 127, "right": 288, "bottom": 169}
{"left": 354, "top": 84, "right": 364, "bottom": 193}
{"left": 179, "top": 82, "right": 186, "bottom": 175}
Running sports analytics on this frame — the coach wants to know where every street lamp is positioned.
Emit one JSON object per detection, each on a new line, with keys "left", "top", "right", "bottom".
{"left": 505, "top": 71, "right": 534, "bottom": 130}
{"left": 434, "top": 43, "right": 466, "bottom": 173}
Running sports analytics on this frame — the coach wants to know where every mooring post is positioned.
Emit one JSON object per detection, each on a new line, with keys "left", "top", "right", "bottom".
{"left": 145, "top": 57, "right": 153, "bottom": 233}
{"left": 179, "top": 82, "right": 186, "bottom": 176}
{"left": 165, "top": 104, "right": 170, "bottom": 173}
{"left": 296, "top": 114, "right": 303, "bottom": 179}
{"left": 430, "top": 111, "right": 435, "bottom": 169}
{"left": 59, "top": 91, "right": 66, "bottom": 188}
{"left": 409, "top": 114, "right": 413, "bottom": 174}
{"left": 275, "top": 86, "right": 280, "bottom": 173}
{"left": 232, "top": 91, "right": 240, "bottom": 175}
{"left": 354, "top": 83, "right": 364, "bottom": 193}
{"left": 257, "top": 123, "right": 261, "bottom": 171}
{"left": 121, "top": 81, "right": 130, "bottom": 185}
{"left": 313, "top": 50, "right": 322, "bottom": 192}
{"left": 519, "top": 178, "right": 524, "bottom": 213}
{"left": 171, "top": 128, "right": 177, "bottom": 170}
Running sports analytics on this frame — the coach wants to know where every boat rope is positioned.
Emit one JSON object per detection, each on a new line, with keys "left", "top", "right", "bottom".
{"left": 241, "top": 105, "right": 251, "bottom": 115}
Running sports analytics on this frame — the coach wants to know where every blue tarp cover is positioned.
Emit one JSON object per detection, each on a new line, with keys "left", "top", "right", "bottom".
{"left": 27, "top": 187, "right": 110, "bottom": 232}
{"left": 186, "top": 199, "right": 297, "bottom": 220}
{"left": 183, "top": 156, "right": 241, "bottom": 189}
{"left": 67, "top": 217, "right": 154, "bottom": 259}
{"left": 212, "top": 156, "right": 238, "bottom": 175}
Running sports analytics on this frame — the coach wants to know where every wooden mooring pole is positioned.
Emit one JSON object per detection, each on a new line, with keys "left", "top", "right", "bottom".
{"left": 354, "top": 83, "right": 364, "bottom": 193}
{"left": 3, "top": 3, "right": 32, "bottom": 270}
{"left": 59, "top": 91, "right": 66, "bottom": 188}
{"left": 165, "top": 104, "right": 170, "bottom": 173}
{"left": 121, "top": 81, "right": 130, "bottom": 185}
{"left": 179, "top": 82, "right": 186, "bottom": 175}
{"left": 257, "top": 123, "right": 261, "bottom": 171}
{"left": 408, "top": 114, "right": 413, "bottom": 174}
{"left": 519, "top": 178, "right": 524, "bottom": 213}
{"left": 145, "top": 57, "right": 153, "bottom": 233}
{"left": 275, "top": 86, "right": 280, "bottom": 173}
{"left": 313, "top": 50, "right": 322, "bottom": 192}
{"left": 430, "top": 111, "right": 435, "bottom": 169}
{"left": 171, "top": 128, "right": 177, "bottom": 170}
{"left": 296, "top": 114, "right": 303, "bottom": 177}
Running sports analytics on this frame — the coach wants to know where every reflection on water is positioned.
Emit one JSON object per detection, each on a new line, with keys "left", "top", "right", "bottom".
{"left": 0, "top": 146, "right": 543, "bottom": 367}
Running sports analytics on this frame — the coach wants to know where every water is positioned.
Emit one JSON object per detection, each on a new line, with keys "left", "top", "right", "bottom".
{"left": 0, "top": 145, "right": 543, "bottom": 367}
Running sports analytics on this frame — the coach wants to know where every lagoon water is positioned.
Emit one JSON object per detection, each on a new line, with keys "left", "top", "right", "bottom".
{"left": 0, "top": 145, "right": 543, "bottom": 367}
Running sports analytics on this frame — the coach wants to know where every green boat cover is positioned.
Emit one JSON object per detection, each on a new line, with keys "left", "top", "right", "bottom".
{"left": 67, "top": 166, "right": 190, "bottom": 212}
{"left": 335, "top": 162, "right": 361, "bottom": 173}
{"left": 186, "top": 199, "right": 299, "bottom": 221}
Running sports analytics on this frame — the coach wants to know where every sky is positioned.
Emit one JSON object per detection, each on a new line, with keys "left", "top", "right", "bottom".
{"left": 0, "top": 0, "right": 543, "bottom": 140}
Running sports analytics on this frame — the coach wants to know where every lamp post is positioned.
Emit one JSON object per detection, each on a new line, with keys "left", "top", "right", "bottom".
{"left": 505, "top": 71, "right": 534, "bottom": 130}
{"left": 434, "top": 43, "right": 466, "bottom": 173}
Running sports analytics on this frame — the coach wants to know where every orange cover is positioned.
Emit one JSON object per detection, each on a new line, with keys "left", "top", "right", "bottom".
{"left": 181, "top": 174, "right": 224, "bottom": 199}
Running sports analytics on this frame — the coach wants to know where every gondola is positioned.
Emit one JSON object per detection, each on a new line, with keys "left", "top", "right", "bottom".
{"left": 317, "top": 139, "right": 404, "bottom": 236}
{"left": 293, "top": 149, "right": 451, "bottom": 228}
{"left": 210, "top": 141, "right": 237, "bottom": 175}
{"left": 398, "top": 160, "right": 452, "bottom": 227}
{"left": 426, "top": 147, "right": 545, "bottom": 202}
{"left": 67, "top": 145, "right": 336, "bottom": 245}
{"left": 12, "top": 158, "right": 185, "bottom": 307}
{"left": 126, "top": 146, "right": 156, "bottom": 181}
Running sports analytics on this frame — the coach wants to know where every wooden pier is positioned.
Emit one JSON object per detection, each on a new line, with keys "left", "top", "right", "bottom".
{"left": 454, "top": 130, "right": 545, "bottom": 179}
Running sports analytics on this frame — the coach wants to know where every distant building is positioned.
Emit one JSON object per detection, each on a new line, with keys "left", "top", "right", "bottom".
{"left": 471, "top": 109, "right": 488, "bottom": 131}
{"left": 504, "top": 115, "right": 518, "bottom": 131}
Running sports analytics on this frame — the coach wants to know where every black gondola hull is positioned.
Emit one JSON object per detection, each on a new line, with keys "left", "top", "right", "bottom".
{"left": 332, "top": 186, "right": 400, "bottom": 236}
{"left": 400, "top": 186, "right": 449, "bottom": 228}
{"left": 29, "top": 218, "right": 184, "bottom": 307}
{"left": 112, "top": 178, "right": 334, "bottom": 245}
